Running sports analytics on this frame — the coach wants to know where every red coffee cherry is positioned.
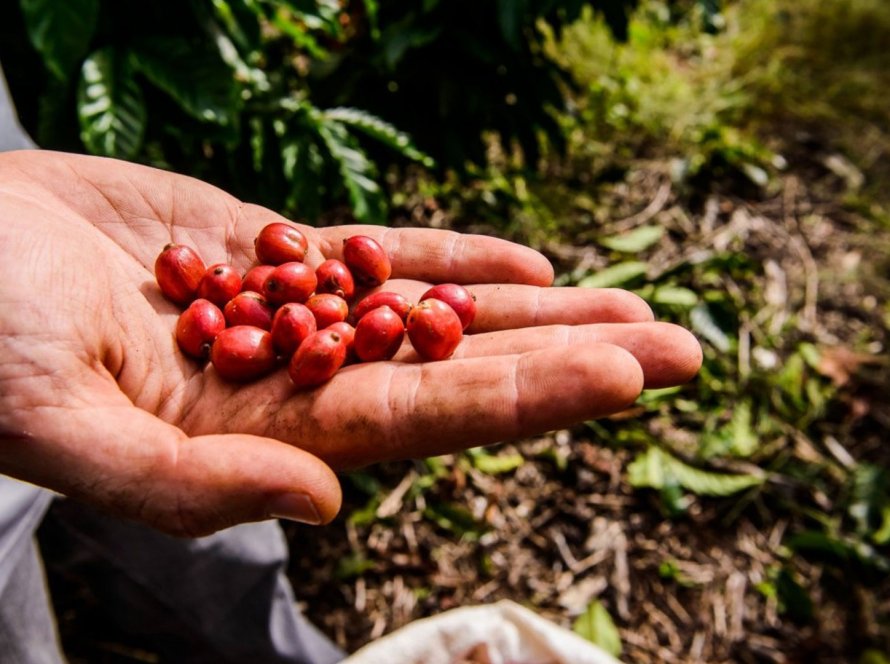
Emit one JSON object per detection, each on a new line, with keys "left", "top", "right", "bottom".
{"left": 175, "top": 299, "right": 225, "bottom": 359}
{"left": 197, "top": 263, "right": 242, "bottom": 309}
{"left": 315, "top": 259, "right": 355, "bottom": 301}
{"left": 155, "top": 243, "right": 205, "bottom": 305}
{"left": 270, "top": 302, "right": 317, "bottom": 356}
{"left": 306, "top": 293, "right": 349, "bottom": 329}
{"left": 263, "top": 262, "right": 317, "bottom": 305}
{"left": 354, "top": 306, "right": 405, "bottom": 362}
{"left": 342, "top": 235, "right": 392, "bottom": 288}
{"left": 242, "top": 265, "right": 276, "bottom": 294}
{"left": 406, "top": 298, "right": 463, "bottom": 361}
{"left": 224, "top": 291, "right": 274, "bottom": 330}
{"left": 351, "top": 291, "right": 412, "bottom": 324}
{"left": 254, "top": 222, "right": 309, "bottom": 265}
{"left": 327, "top": 321, "right": 355, "bottom": 356}
{"left": 420, "top": 284, "right": 476, "bottom": 331}
{"left": 288, "top": 329, "right": 348, "bottom": 390}
{"left": 210, "top": 326, "right": 277, "bottom": 381}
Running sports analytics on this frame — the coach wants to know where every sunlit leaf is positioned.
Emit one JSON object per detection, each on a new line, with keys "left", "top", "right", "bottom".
{"left": 468, "top": 448, "right": 525, "bottom": 475}
{"left": 317, "top": 119, "right": 387, "bottom": 223}
{"left": 578, "top": 262, "right": 648, "bottom": 288}
{"left": 652, "top": 285, "right": 698, "bottom": 307}
{"left": 77, "top": 48, "right": 146, "bottom": 159}
{"left": 690, "top": 302, "right": 732, "bottom": 352}
{"left": 600, "top": 225, "right": 664, "bottom": 253}
{"left": 324, "top": 107, "right": 435, "bottom": 167}
{"left": 572, "top": 600, "right": 622, "bottom": 657}
{"left": 628, "top": 447, "right": 764, "bottom": 496}
{"left": 423, "top": 501, "right": 485, "bottom": 539}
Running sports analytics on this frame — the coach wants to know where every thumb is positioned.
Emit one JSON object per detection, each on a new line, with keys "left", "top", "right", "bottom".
{"left": 164, "top": 431, "right": 344, "bottom": 536}
{"left": 2, "top": 399, "right": 342, "bottom": 538}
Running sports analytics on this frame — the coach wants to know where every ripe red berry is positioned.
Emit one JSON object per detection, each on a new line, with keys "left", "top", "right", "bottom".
{"left": 342, "top": 235, "right": 391, "bottom": 288}
{"left": 420, "top": 284, "right": 476, "bottom": 330}
{"left": 288, "top": 329, "right": 348, "bottom": 390}
{"left": 306, "top": 293, "right": 349, "bottom": 329}
{"left": 351, "top": 291, "right": 412, "bottom": 324}
{"left": 254, "top": 222, "right": 309, "bottom": 265}
{"left": 242, "top": 265, "right": 276, "bottom": 294}
{"left": 224, "top": 291, "right": 274, "bottom": 330}
{"left": 406, "top": 298, "right": 463, "bottom": 361}
{"left": 315, "top": 259, "right": 355, "bottom": 301}
{"left": 327, "top": 321, "right": 355, "bottom": 356}
{"left": 175, "top": 299, "right": 225, "bottom": 359}
{"left": 263, "top": 262, "right": 317, "bottom": 305}
{"left": 270, "top": 302, "right": 317, "bottom": 356}
{"left": 197, "top": 263, "right": 242, "bottom": 309}
{"left": 210, "top": 326, "right": 277, "bottom": 381}
{"left": 354, "top": 306, "right": 405, "bottom": 362}
{"left": 155, "top": 243, "right": 205, "bottom": 305}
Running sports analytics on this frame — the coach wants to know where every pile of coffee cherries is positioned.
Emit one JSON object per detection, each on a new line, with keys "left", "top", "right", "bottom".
{"left": 154, "top": 222, "right": 476, "bottom": 389}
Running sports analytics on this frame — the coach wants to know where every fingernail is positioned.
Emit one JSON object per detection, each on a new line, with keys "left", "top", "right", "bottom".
{"left": 267, "top": 493, "right": 322, "bottom": 525}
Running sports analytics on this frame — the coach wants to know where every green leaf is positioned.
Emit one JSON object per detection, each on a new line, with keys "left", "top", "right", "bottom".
{"left": 774, "top": 567, "right": 814, "bottom": 623}
{"left": 496, "top": 0, "right": 528, "bottom": 50}
{"left": 572, "top": 600, "right": 622, "bottom": 657}
{"left": 335, "top": 552, "right": 376, "bottom": 580}
{"left": 281, "top": 132, "right": 327, "bottom": 220}
{"left": 323, "top": 107, "right": 435, "bottom": 167}
{"left": 652, "top": 285, "right": 698, "bottom": 307}
{"left": 690, "top": 302, "right": 732, "bottom": 352}
{"left": 210, "top": 0, "right": 262, "bottom": 52}
{"left": 317, "top": 119, "right": 387, "bottom": 223}
{"left": 21, "top": 0, "right": 99, "bottom": 79}
{"left": 703, "top": 400, "right": 758, "bottom": 458}
{"left": 599, "top": 225, "right": 665, "bottom": 253}
{"left": 281, "top": 0, "right": 343, "bottom": 36}
{"left": 849, "top": 464, "right": 890, "bottom": 540}
{"left": 577, "top": 262, "right": 648, "bottom": 289}
{"left": 628, "top": 447, "right": 764, "bottom": 497}
{"left": 467, "top": 448, "right": 525, "bottom": 475}
{"left": 423, "top": 501, "right": 485, "bottom": 539}
{"left": 131, "top": 38, "right": 240, "bottom": 125}
{"left": 77, "top": 48, "right": 146, "bottom": 159}
{"left": 362, "top": 0, "right": 380, "bottom": 39}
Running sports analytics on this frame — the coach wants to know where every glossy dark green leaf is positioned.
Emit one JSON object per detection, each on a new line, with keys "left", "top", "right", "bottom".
{"left": 21, "top": 0, "right": 99, "bottom": 79}
{"left": 496, "top": 0, "right": 527, "bottom": 50}
{"left": 317, "top": 120, "right": 387, "bottom": 223}
{"left": 323, "top": 107, "right": 435, "bottom": 167}
{"left": 130, "top": 38, "right": 240, "bottom": 125}
{"left": 77, "top": 48, "right": 146, "bottom": 159}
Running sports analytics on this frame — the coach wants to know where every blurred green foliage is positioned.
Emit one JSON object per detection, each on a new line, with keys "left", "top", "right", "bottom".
{"left": 3, "top": 0, "right": 646, "bottom": 222}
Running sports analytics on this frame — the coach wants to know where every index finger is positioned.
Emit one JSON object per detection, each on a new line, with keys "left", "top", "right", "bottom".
{"left": 316, "top": 225, "right": 555, "bottom": 286}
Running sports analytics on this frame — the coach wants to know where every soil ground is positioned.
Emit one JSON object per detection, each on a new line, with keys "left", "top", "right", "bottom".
{"left": 46, "top": 154, "right": 890, "bottom": 663}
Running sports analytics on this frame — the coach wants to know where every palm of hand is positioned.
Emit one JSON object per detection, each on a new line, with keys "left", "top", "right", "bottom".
{"left": 0, "top": 151, "right": 701, "bottom": 536}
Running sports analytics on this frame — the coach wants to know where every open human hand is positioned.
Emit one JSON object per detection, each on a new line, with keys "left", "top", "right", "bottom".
{"left": 0, "top": 151, "right": 701, "bottom": 536}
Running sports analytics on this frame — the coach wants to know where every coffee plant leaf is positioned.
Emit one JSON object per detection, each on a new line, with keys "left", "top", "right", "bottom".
{"left": 573, "top": 600, "right": 622, "bottom": 657}
{"left": 77, "top": 48, "right": 146, "bottom": 160}
{"left": 20, "top": 0, "right": 99, "bottom": 80}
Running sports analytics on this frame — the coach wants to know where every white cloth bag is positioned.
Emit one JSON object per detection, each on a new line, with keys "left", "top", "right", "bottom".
{"left": 343, "top": 599, "right": 621, "bottom": 664}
